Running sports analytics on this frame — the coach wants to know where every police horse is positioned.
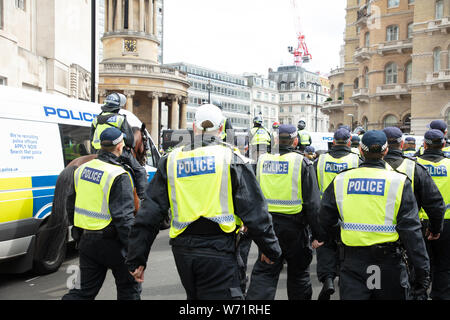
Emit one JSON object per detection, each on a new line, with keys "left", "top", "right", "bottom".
{"left": 33, "top": 124, "right": 150, "bottom": 275}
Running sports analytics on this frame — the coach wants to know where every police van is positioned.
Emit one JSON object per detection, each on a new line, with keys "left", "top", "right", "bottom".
{"left": 0, "top": 86, "right": 160, "bottom": 274}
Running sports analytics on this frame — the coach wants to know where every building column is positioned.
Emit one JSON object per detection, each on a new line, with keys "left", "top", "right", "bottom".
{"left": 115, "top": 0, "right": 123, "bottom": 31}
{"left": 99, "top": 89, "right": 108, "bottom": 105}
{"left": 128, "top": 0, "right": 134, "bottom": 30}
{"left": 149, "top": 92, "right": 160, "bottom": 144}
{"left": 108, "top": 0, "right": 113, "bottom": 31}
{"left": 124, "top": 90, "right": 135, "bottom": 113}
{"left": 169, "top": 95, "right": 180, "bottom": 130}
{"left": 139, "top": 0, "right": 145, "bottom": 32}
{"left": 148, "top": 0, "right": 153, "bottom": 35}
{"left": 153, "top": 0, "right": 158, "bottom": 36}
{"left": 179, "top": 97, "right": 188, "bottom": 129}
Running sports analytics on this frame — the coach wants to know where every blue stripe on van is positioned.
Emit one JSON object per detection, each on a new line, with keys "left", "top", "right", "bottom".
{"left": 31, "top": 175, "right": 58, "bottom": 218}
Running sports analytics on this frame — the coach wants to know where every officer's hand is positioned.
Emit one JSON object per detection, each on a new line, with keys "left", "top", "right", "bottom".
{"left": 427, "top": 231, "right": 440, "bottom": 241}
{"left": 260, "top": 253, "right": 275, "bottom": 265}
{"left": 130, "top": 266, "right": 145, "bottom": 283}
{"left": 311, "top": 240, "right": 324, "bottom": 249}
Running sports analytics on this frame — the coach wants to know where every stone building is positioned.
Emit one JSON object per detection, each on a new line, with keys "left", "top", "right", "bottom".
{"left": 0, "top": 0, "right": 92, "bottom": 99}
{"left": 99, "top": 0, "right": 189, "bottom": 144}
{"left": 325, "top": 0, "right": 450, "bottom": 135}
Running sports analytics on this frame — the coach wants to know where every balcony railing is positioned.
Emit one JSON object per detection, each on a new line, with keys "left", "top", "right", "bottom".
{"left": 330, "top": 67, "right": 345, "bottom": 77}
{"left": 377, "top": 39, "right": 413, "bottom": 55}
{"left": 100, "top": 62, "right": 189, "bottom": 81}
{"left": 426, "top": 17, "right": 450, "bottom": 33}
{"left": 354, "top": 47, "right": 373, "bottom": 62}
{"left": 351, "top": 88, "right": 370, "bottom": 102}
{"left": 426, "top": 70, "right": 450, "bottom": 87}
{"left": 375, "top": 83, "right": 410, "bottom": 99}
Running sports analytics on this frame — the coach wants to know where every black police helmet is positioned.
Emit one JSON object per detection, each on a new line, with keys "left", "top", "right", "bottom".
{"left": 102, "top": 93, "right": 127, "bottom": 112}
{"left": 297, "top": 120, "right": 306, "bottom": 130}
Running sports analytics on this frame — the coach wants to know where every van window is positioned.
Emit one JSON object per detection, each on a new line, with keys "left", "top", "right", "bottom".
{"left": 58, "top": 124, "right": 92, "bottom": 167}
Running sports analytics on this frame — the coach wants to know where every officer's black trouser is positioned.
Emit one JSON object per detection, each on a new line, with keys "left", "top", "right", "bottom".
{"left": 246, "top": 215, "right": 313, "bottom": 300}
{"left": 428, "top": 220, "right": 450, "bottom": 300}
{"left": 120, "top": 148, "right": 148, "bottom": 199}
{"left": 316, "top": 226, "right": 340, "bottom": 283}
{"left": 172, "top": 246, "right": 244, "bottom": 300}
{"left": 339, "top": 245, "right": 409, "bottom": 300}
{"left": 62, "top": 233, "right": 141, "bottom": 300}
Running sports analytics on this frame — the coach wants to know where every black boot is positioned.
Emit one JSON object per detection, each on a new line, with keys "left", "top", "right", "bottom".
{"left": 318, "top": 277, "right": 335, "bottom": 300}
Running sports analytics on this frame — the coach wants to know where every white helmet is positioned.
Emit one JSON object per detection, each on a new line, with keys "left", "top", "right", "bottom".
{"left": 194, "top": 104, "right": 225, "bottom": 132}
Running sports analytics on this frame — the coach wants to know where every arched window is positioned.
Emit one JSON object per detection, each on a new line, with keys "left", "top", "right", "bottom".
{"left": 362, "top": 116, "right": 369, "bottom": 130}
{"left": 403, "top": 114, "right": 411, "bottom": 133}
{"left": 385, "top": 63, "right": 398, "bottom": 84}
{"left": 365, "top": 32, "right": 370, "bottom": 47}
{"left": 364, "top": 67, "right": 369, "bottom": 88}
{"left": 433, "top": 48, "right": 441, "bottom": 72}
{"left": 354, "top": 78, "right": 359, "bottom": 89}
{"left": 338, "top": 83, "right": 344, "bottom": 99}
{"left": 407, "top": 23, "right": 413, "bottom": 39}
{"left": 386, "top": 25, "right": 399, "bottom": 42}
{"left": 383, "top": 115, "right": 398, "bottom": 128}
{"left": 405, "top": 61, "right": 412, "bottom": 83}
{"left": 436, "top": 0, "right": 444, "bottom": 19}
{"left": 446, "top": 108, "right": 450, "bottom": 128}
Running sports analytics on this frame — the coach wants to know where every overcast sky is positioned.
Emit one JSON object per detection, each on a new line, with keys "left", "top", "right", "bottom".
{"left": 163, "top": 0, "right": 347, "bottom": 77}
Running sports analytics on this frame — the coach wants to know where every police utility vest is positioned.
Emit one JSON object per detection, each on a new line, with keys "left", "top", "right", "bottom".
{"left": 333, "top": 167, "right": 406, "bottom": 247}
{"left": 317, "top": 152, "right": 359, "bottom": 198}
{"left": 298, "top": 130, "right": 311, "bottom": 146}
{"left": 396, "top": 157, "right": 416, "bottom": 192}
{"left": 443, "top": 146, "right": 450, "bottom": 158}
{"left": 250, "top": 127, "right": 271, "bottom": 145}
{"left": 417, "top": 157, "right": 450, "bottom": 220}
{"left": 74, "top": 159, "right": 133, "bottom": 230}
{"left": 257, "top": 152, "right": 304, "bottom": 214}
{"left": 91, "top": 112, "right": 125, "bottom": 150}
{"left": 403, "top": 150, "right": 416, "bottom": 157}
{"left": 167, "top": 145, "right": 240, "bottom": 238}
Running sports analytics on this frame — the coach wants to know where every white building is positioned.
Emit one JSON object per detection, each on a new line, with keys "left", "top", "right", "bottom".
{"left": 165, "top": 62, "right": 252, "bottom": 130}
{"left": 0, "top": 0, "right": 93, "bottom": 100}
{"left": 244, "top": 73, "right": 279, "bottom": 129}
{"left": 269, "top": 66, "right": 330, "bottom": 132}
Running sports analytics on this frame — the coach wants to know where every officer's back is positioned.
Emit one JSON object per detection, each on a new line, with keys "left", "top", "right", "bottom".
{"left": 319, "top": 130, "right": 430, "bottom": 300}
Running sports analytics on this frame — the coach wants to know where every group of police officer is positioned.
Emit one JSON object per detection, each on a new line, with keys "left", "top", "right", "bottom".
{"left": 62, "top": 93, "right": 450, "bottom": 300}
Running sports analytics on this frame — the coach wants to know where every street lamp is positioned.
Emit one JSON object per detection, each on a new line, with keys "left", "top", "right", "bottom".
{"left": 307, "top": 81, "right": 322, "bottom": 132}
{"left": 347, "top": 113, "right": 354, "bottom": 131}
{"left": 206, "top": 80, "right": 212, "bottom": 104}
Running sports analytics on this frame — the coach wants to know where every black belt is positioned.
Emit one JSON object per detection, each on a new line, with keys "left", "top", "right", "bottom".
{"left": 341, "top": 242, "right": 401, "bottom": 259}
{"left": 82, "top": 226, "right": 118, "bottom": 239}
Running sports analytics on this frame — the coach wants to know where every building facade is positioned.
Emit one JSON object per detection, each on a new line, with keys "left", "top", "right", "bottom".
{"left": 269, "top": 66, "right": 330, "bottom": 132}
{"left": 325, "top": 0, "right": 450, "bottom": 135}
{"left": 165, "top": 62, "right": 252, "bottom": 130}
{"left": 99, "top": 0, "right": 189, "bottom": 144}
{"left": 244, "top": 74, "right": 279, "bottom": 129}
{"left": 0, "top": 0, "right": 92, "bottom": 100}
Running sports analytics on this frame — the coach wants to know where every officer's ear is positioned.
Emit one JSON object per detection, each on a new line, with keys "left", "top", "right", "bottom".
{"left": 293, "top": 137, "right": 299, "bottom": 148}
{"left": 400, "top": 141, "right": 404, "bottom": 149}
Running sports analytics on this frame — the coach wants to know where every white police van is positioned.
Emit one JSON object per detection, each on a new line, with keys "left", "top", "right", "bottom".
{"left": 0, "top": 86, "right": 160, "bottom": 274}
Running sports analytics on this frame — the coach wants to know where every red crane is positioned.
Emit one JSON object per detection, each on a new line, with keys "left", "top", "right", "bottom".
{"left": 287, "top": 0, "right": 312, "bottom": 66}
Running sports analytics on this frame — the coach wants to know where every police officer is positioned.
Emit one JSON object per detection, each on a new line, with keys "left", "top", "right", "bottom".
{"left": 91, "top": 92, "right": 147, "bottom": 199}
{"left": 246, "top": 124, "right": 324, "bottom": 300}
{"left": 403, "top": 137, "right": 417, "bottom": 158}
{"left": 428, "top": 120, "right": 450, "bottom": 158}
{"left": 417, "top": 129, "right": 450, "bottom": 300}
{"left": 62, "top": 127, "right": 141, "bottom": 300}
{"left": 304, "top": 146, "right": 316, "bottom": 161}
{"left": 297, "top": 120, "right": 312, "bottom": 153}
{"left": 314, "top": 128, "right": 361, "bottom": 300}
{"left": 319, "top": 130, "right": 430, "bottom": 300}
{"left": 126, "top": 104, "right": 281, "bottom": 300}
{"left": 350, "top": 135, "right": 361, "bottom": 156}
{"left": 249, "top": 116, "right": 271, "bottom": 161}
{"left": 383, "top": 127, "right": 444, "bottom": 240}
